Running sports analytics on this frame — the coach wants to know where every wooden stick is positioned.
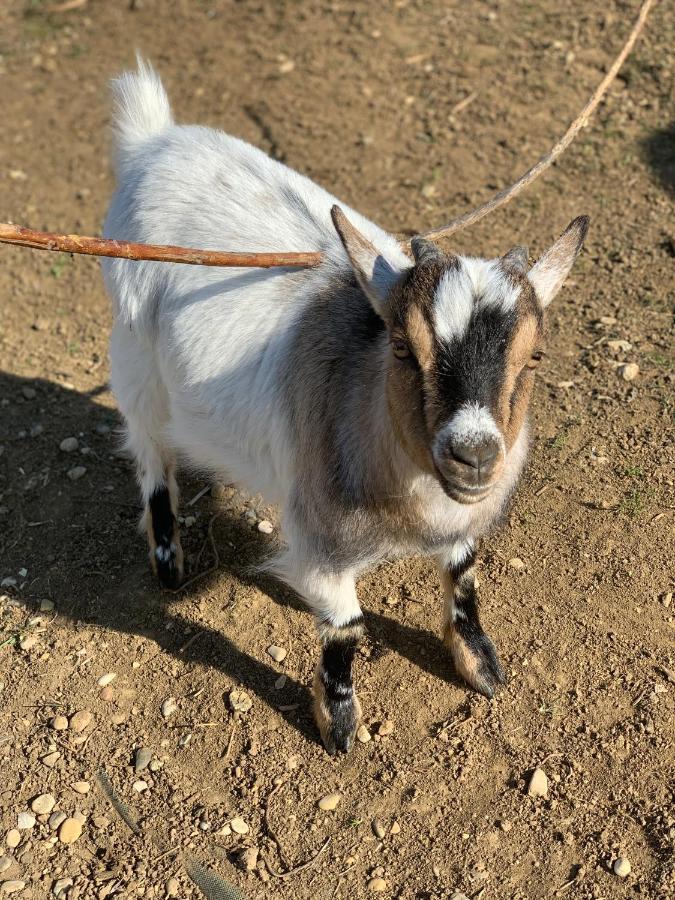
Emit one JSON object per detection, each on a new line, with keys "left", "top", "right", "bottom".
{"left": 0, "top": 0, "right": 655, "bottom": 267}
{"left": 419, "top": 0, "right": 656, "bottom": 241}
{"left": 0, "top": 223, "right": 323, "bottom": 269}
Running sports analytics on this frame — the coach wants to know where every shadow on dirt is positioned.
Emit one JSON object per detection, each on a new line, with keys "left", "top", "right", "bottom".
{"left": 0, "top": 370, "right": 463, "bottom": 750}
{"left": 641, "top": 122, "right": 675, "bottom": 195}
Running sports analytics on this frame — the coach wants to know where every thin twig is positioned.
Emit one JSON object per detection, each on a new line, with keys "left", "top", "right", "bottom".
{"left": 186, "top": 484, "right": 211, "bottom": 507}
{"left": 420, "top": 0, "right": 655, "bottom": 240}
{"left": 167, "top": 512, "right": 220, "bottom": 594}
{"left": 261, "top": 837, "right": 331, "bottom": 880}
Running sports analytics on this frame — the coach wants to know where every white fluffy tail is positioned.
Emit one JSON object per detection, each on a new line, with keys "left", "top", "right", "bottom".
{"left": 110, "top": 56, "right": 172, "bottom": 172}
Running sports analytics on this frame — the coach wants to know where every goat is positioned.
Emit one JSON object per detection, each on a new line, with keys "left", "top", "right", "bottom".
{"left": 102, "top": 60, "right": 589, "bottom": 754}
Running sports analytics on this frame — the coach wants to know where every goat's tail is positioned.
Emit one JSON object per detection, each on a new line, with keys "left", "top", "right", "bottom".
{"left": 110, "top": 55, "right": 172, "bottom": 172}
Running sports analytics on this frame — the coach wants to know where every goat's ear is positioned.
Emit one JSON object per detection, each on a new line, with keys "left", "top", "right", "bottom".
{"left": 502, "top": 245, "right": 529, "bottom": 275}
{"left": 528, "top": 216, "right": 590, "bottom": 308}
{"left": 331, "top": 205, "right": 404, "bottom": 318}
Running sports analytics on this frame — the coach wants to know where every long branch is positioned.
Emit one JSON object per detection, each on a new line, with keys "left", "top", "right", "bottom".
{"left": 419, "top": 0, "right": 656, "bottom": 241}
{"left": 0, "top": 223, "right": 323, "bottom": 269}
{"left": 0, "top": 0, "right": 656, "bottom": 267}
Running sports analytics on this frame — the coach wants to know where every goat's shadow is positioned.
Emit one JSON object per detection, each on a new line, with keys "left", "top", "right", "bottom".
{"left": 0, "top": 370, "right": 464, "bottom": 749}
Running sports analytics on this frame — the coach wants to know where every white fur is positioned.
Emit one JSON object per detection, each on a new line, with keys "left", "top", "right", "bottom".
{"left": 434, "top": 258, "right": 521, "bottom": 344}
{"left": 104, "top": 60, "right": 530, "bottom": 629}
{"left": 434, "top": 402, "right": 504, "bottom": 456}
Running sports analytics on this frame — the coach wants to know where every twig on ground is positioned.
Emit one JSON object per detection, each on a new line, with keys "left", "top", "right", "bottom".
{"left": 261, "top": 837, "right": 331, "bottom": 880}
{"left": 167, "top": 512, "right": 221, "bottom": 594}
{"left": 419, "top": 0, "right": 655, "bottom": 240}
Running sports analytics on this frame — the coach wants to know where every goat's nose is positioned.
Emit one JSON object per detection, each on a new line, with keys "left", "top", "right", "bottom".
{"left": 449, "top": 441, "right": 499, "bottom": 471}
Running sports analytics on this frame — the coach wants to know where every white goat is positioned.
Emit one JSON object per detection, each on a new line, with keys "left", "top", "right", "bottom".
{"left": 103, "top": 60, "right": 588, "bottom": 753}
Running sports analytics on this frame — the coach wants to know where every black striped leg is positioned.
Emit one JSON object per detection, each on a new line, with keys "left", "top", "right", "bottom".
{"left": 145, "top": 479, "right": 184, "bottom": 589}
{"left": 312, "top": 617, "right": 364, "bottom": 755}
{"left": 439, "top": 551, "right": 505, "bottom": 698}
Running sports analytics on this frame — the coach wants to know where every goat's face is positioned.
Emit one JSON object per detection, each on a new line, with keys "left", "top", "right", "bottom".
{"left": 332, "top": 208, "right": 589, "bottom": 504}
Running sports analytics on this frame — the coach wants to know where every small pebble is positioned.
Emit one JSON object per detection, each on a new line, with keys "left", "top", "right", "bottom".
{"left": 30, "top": 793, "right": 56, "bottom": 815}
{"left": 509, "top": 557, "right": 525, "bottom": 571}
{"left": 134, "top": 747, "right": 153, "bottom": 773}
{"left": 161, "top": 697, "right": 178, "bottom": 718}
{"left": 357, "top": 725, "right": 371, "bottom": 743}
{"left": 367, "top": 877, "right": 387, "bottom": 892}
{"left": 528, "top": 767, "right": 548, "bottom": 798}
{"left": 619, "top": 363, "right": 639, "bottom": 381}
{"left": 613, "top": 857, "right": 631, "bottom": 878}
{"left": 274, "top": 674, "right": 287, "bottom": 690}
{"left": 17, "top": 812, "right": 35, "bottom": 830}
{"left": 21, "top": 387, "right": 36, "bottom": 400}
{"left": 257, "top": 519, "right": 274, "bottom": 534}
{"left": 5, "top": 831, "right": 20, "bottom": 849}
{"left": 97, "top": 672, "right": 116, "bottom": 687}
{"left": 1, "top": 882, "right": 26, "bottom": 895}
{"left": 266, "top": 645, "right": 287, "bottom": 663}
{"left": 230, "top": 817, "right": 249, "bottom": 835}
{"left": 378, "top": 720, "right": 394, "bottom": 737}
{"left": 390, "top": 821, "right": 401, "bottom": 835}
{"left": 50, "top": 715, "right": 68, "bottom": 731}
{"left": 19, "top": 634, "right": 37, "bottom": 652}
{"left": 0, "top": 858, "right": 11, "bottom": 874}
{"left": 40, "top": 598, "right": 55, "bottom": 612}
{"left": 69, "top": 709, "right": 93, "bottom": 732}
{"left": 59, "top": 437, "right": 78, "bottom": 452}
{"left": 72, "top": 781, "right": 90, "bottom": 795}
{"left": 372, "top": 818, "right": 386, "bottom": 839}
{"left": 99, "top": 685, "right": 115, "bottom": 702}
{"left": 229, "top": 690, "right": 253, "bottom": 713}
{"left": 133, "top": 780, "right": 148, "bottom": 793}
{"left": 318, "top": 792, "right": 342, "bottom": 811}
{"left": 48, "top": 812, "right": 67, "bottom": 831}
{"left": 149, "top": 759, "right": 164, "bottom": 772}
{"left": 450, "top": 894, "right": 470, "bottom": 900}
{"left": 67, "top": 465, "right": 87, "bottom": 481}
{"left": 53, "top": 878, "right": 73, "bottom": 898}
{"left": 58, "top": 818, "right": 82, "bottom": 844}
{"left": 237, "top": 846, "right": 259, "bottom": 871}
{"left": 165, "top": 877, "right": 180, "bottom": 897}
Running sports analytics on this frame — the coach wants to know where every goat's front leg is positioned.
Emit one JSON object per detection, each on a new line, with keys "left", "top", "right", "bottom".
{"left": 437, "top": 543, "right": 506, "bottom": 698}
{"left": 293, "top": 569, "right": 363, "bottom": 754}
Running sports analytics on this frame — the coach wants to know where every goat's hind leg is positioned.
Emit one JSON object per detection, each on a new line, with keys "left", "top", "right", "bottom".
{"left": 111, "top": 326, "right": 184, "bottom": 588}
{"left": 437, "top": 543, "right": 505, "bottom": 698}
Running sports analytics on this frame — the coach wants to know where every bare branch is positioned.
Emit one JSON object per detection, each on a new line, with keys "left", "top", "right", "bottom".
{"left": 417, "top": 0, "right": 656, "bottom": 242}
{"left": 0, "top": 223, "right": 323, "bottom": 269}
{"left": 0, "top": 0, "right": 656, "bottom": 269}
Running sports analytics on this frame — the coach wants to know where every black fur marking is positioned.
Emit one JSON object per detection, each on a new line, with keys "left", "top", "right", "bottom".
{"left": 149, "top": 486, "right": 181, "bottom": 589}
{"left": 453, "top": 576, "right": 506, "bottom": 697}
{"left": 435, "top": 305, "right": 516, "bottom": 417}
{"left": 319, "top": 616, "right": 363, "bottom": 754}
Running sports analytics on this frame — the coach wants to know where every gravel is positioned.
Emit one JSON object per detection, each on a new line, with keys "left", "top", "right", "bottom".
{"left": 17, "top": 812, "right": 35, "bottom": 830}
{"left": 161, "top": 697, "right": 178, "bottom": 718}
{"left": 30, "top": 794, "right": 56, "bottom": 815}
{"left": 59, "top": 437, "right": 78, "bottom": 452}
{"left": 318, "top": 793, "right": 342, "bottom": 811}
{"left": 58, "top": 818, "right": 83, "bottom": 844}
{"left": 266, "top": 645, "right": 287, "bottom": 663}
{"left": 4, "top": 830, "right": 20, "bottom": 849}
{"left": 69, "top": 710, "right": 92, "bottom": 732}
{"left": 67, "top": 465, "right": 87, "bottom": 481}
{"left": 613, "top": 857, "right": 632, "bottom": 877}
{"left": 528, "top": 767, "right": 549, "bottom": 798}
{"left": 134, "top": 747, "right": 153, "bottom": 773}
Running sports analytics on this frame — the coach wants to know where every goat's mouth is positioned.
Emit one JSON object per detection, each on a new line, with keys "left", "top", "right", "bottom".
{"left": 433, "top": 463, "right": 496, "bottom": 505}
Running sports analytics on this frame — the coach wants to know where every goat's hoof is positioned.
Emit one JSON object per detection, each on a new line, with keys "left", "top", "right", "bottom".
{"left": 312, "top": 671, "right": 361, "bottom": 755}
{"left": 445, "top": 626, "right": 506, "bottom": 699}
{"left": 152, "top": 544, "right": 184, "bottom": 590}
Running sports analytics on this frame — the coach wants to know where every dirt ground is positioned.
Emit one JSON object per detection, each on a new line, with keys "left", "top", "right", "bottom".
{"left": 0, "top": 1, "right": 673, "bottom": 898}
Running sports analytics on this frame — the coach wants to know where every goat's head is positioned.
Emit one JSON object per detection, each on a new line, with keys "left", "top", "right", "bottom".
{"left": 332, "top": 206, "right": 589, "bottom": 504}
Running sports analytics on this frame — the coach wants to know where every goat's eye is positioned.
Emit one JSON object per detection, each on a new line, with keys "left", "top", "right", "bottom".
{"left": 391, "top": 339, "right": 411, "bottom": 360}
{"left": 527, "top": 350, "right": 545, "bottom": 369}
